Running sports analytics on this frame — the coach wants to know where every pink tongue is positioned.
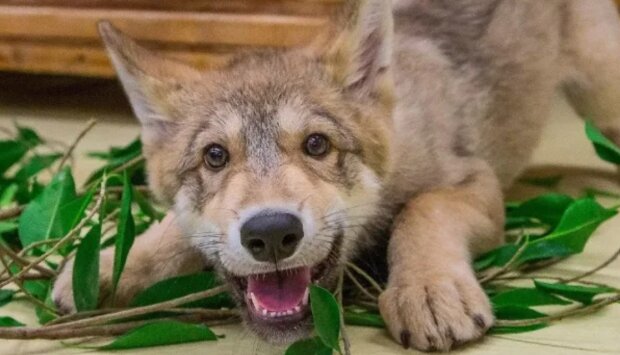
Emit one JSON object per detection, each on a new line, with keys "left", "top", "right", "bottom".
{"left": 248, "top": 267, "right": 311, "bottom": 312}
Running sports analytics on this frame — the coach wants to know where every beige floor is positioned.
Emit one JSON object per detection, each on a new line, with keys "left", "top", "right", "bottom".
{"left": 0, "top": 74, "right": 619, "bottom": 354}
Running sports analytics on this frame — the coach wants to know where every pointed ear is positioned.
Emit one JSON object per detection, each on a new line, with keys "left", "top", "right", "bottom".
{"left": 98, "top": 21, "right": 201, "bottom": 144}
{"left": 320, "top": 0, "right": 394, "bottom": 98}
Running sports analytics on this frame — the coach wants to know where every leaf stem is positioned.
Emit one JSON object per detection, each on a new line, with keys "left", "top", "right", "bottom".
{"left": 56, "top": 119, "right": 98, "bottom": 172}
{"left": 478, "top": 238, "right": 529, "bottom": 283}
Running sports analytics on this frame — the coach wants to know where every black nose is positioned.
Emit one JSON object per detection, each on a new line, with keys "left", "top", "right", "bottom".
{"left": 240, "top": 212, "right": 304, "bottom": 262}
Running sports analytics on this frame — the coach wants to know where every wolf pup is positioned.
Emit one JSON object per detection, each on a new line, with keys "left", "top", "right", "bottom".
{"left": 53, "top": 0, "right": 620, "bottom": 351}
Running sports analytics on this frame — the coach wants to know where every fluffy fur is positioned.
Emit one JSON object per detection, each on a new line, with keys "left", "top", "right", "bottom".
{"left": 53, "top": 0, "right": 620, "bottom": 351}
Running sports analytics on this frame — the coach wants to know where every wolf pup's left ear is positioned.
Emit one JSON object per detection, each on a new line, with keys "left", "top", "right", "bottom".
{"left": 98, "top": 21, "right": 201, "bottom": 145}
{"left": 319, "top": 0, "right": 394, "bottom": 99}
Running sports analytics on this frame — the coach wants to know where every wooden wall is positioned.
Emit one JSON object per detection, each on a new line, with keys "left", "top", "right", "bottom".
{"left": 0, "top": 0, "right": 341, "bottom": 77}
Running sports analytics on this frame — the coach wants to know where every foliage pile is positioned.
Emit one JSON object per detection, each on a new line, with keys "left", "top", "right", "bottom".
{"left": 0, "top": 121, "right": 618, "bottom": 353}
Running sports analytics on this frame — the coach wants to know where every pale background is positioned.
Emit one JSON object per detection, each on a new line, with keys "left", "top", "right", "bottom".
{"left": 0, "top": 75, "right": 619, "bottom": 354}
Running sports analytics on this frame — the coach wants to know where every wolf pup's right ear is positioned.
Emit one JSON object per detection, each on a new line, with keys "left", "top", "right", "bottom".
{"left": 98, "top": 21, "right": 201, "bottom": 145}
{"left": 316, "top": 0, "right": 394, "bottom": 100}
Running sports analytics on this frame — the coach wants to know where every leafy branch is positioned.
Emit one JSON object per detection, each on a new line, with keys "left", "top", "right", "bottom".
{"left": 0, "top": 121, "right": 619, "bottom": 352}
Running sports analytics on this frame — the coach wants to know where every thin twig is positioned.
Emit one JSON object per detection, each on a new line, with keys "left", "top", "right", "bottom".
{"left": 57, "top": 119, "right": 98, "bottom": 171}
{"left": 345, "top": 269, "right": 378, "bottom": 301}
{"left": 0, "top": 243, "right": 56, "bottom": 277}
{"left": 478, "top": 239, "right": 529, "bottom": 283}
{"left": 561, "top": 245, "right": 620, "bottom": 283}
{"left": 491, "top": 275, "right": 620, "bottom": 292}
{"left": 345, "top": 262, "right": 384, "bottom": 294}
{"left": 0, "top": 206, "right": 23, "bottom": 221}
{"left": 0, "top": 179, "right": 106, "bottom": 289}
{"left": 495, "top": 293, "right": 620, "bottom": 327}
{"left": 0, "top": 253, "right": 57, "bottom": 314}
{"left": 337, "top": 270, "right": 352, "bottom": 355}
{"left": 0, "top": 314, "right": 226, "bottom": 340}
{"left": 40, "top": 285, "right": 229, "bottom": 331}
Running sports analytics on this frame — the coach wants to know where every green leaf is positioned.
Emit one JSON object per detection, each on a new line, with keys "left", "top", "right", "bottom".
{"left": 493, "top": 305, "right": 546, "bottom": 321}
{"left": 86, "top": 139, "right": 143, "bottom": 183}
{"left": 0, "top": 140, "right": 28, "bottom": 176}
{"left": 516, "top": 198, "right": 617, "bottom": 263}
{"left": 0, "top": 290, "right": 15, "bottom": 307}
{"left": 509, "top": 194, "right": 574, "bottom": 228}
{"left": 112, "top": 172, "right": 135, "bottom": 295}
{"left": 344, "top": 311, "right": 385, "bottom": 328}
{"left": 0, "top": 316, "right": 25, "bottom": 327}
{"left": 310, "top": 285, "right": 341, "bottom": 352}
{"left": 35, "top": 290, "right": 57, "bottom": 325}
{"left": 18, "top": 167, "right": 77, "bottom": 246}
{"left": 13, "top": 153, "right": 62, "bottom": 181}
{"left": 286, "top": 337, "right": 333, "bottom": 355}
{"left": 73, "top": 224, "right": 101, "bottom": 311}
{"left": 97, "top": 321, "right": 217, "bottom": 350}
{"left": 583, "top": 188, "right": 620, "bottom": 200}
{"left": 0, "top": 183, "right": 18, "bottom": 207}
{"left": 491, "top": 288, "right": 571, "bottom": 307}
{"left": 474, "top": 244, "right": 519, "bottom": 271}
{"left": 489, "top": 323, "right": 547, "bottom": 335}
{"left": 134, "top": 189, "right": 163, "bottom": 221}
{"left": 586, "top": 121, "right": 620, "bottom": 164}
{"left": 534, "top": 281, "right": 615, "bottom": 305}
{"left": 23, "top": 280, "right": 49, "bottom": 301}
{"left": 130, "top": 272, "right": 234, "bottom": 309}
{"left": 16, "top": 125, "right": 42, "bottom": 147}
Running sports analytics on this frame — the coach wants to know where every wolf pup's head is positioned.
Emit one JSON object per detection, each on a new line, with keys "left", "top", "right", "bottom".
{"left": 99, "top": 0, "right": 394, "bottom": 344}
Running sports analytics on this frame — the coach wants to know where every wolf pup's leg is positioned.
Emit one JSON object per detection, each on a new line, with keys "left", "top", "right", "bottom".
{"left": 563, "top": 0, "right": 620, "bottom": 147}
{"left": 53, "top": 212, "right": 206, "bottom": 313}
{"left": 379, "top": 160, "right": 504, "bottom": 351}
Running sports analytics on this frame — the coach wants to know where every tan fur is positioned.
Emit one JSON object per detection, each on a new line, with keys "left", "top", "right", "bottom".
{"left": 53, "top": 0, "right": 620, "bottom": 351}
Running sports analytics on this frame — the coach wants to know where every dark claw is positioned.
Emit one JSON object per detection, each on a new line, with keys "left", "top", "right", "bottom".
{"left": 426, "top": 335, "right": 437, "bottom": 351}
{"left": 446, "top": 327, "right": 457, "bottom": 347}
{"left": 473, "top": 314, "right": 486, "bottom": 329}
{"left": 400, "top": 330, "right": 412, "bottom": 349}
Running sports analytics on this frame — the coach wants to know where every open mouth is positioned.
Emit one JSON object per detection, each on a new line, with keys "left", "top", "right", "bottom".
{"left": 247, "top": 267, "right": 312, "bottom": 321}
{"left": 229, "top": 232, "right": 343, "bottom": 330}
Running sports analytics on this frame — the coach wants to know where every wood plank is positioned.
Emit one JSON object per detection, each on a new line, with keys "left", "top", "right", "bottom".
{"left": 0, "top": 6, "right": 328, "bottom": 48}
{"left": 0, "top": 0, "right": 342, "bottom": 16}
{"left": 0, "top": 40, "right": 232, "bottom": 77}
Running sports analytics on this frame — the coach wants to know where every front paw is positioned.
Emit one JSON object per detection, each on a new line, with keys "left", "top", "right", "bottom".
{"left": 378, "top": 270, "right": 493, "bottom": 351}
{"left": 51, "top": 256, "right": 114, "bottom": 314}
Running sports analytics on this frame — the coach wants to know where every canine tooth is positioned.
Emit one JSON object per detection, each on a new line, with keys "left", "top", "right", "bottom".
{"left": 250, "top": 292, "right": 260, "bottom": 310}
{"left": 302, "top": 288, "right": 309, "bottom": 306}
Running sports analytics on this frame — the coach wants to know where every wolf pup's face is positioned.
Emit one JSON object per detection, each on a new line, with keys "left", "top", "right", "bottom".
{"left": 99, "top": 0, "right": 394, "bottom": 344}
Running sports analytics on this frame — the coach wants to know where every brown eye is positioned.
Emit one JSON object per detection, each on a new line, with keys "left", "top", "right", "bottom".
{"left": 304, "top": 134, "right": 330, "bottom": 157}
{"left": 204, "top": 144, "right": 229, "bottom": 170}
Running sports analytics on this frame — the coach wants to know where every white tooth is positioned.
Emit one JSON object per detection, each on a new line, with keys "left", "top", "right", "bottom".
{"left": 270, "top": 312, "right": 277, "bottom": 317}
{"left": 294, "top": 306, "right": 301, "bottom": 312}
{"left": 250, "top": 292, "right": 260, "bottom": 310}
{"left": 287, "top": 310, "right": 294, "bottom": 315}
{"left": 262, "top": 309, "right": 268, "bottom": 316}
{"left": 302, "top": 288, "right": 309, "bottom": 306}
